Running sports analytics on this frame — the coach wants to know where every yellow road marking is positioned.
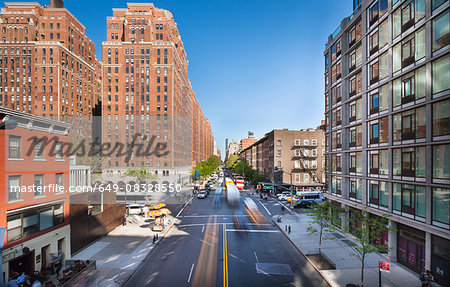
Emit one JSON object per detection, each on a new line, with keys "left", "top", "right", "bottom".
{"left": 223, "top": 224, "right": 228, "bottom": 287}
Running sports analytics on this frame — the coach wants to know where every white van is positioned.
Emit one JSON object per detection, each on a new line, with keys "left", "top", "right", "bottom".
{"left": 127, "top": 204, "right": 144, "bottom": 215}
{"left": 294, "top": 192, "right": 325, "bottom": 207}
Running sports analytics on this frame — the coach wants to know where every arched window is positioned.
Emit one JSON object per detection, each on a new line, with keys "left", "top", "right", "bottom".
{"left": 108, "top": 48, "right": 111, "bottom": 55}
{"left": 115, "top": 49, "right": 118, "bottom": 55}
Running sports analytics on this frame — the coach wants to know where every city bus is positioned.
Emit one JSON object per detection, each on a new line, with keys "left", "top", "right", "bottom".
{"left": 234, "top": 175, "right": 244, "bottom": 190}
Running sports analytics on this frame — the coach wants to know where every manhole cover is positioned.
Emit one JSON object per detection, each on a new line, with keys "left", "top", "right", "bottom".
{"left": 256, "top": 263, "right": 293, "bottom": 275}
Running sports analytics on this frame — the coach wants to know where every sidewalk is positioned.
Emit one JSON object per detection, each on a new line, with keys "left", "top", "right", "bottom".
{"left": 69, "top": 214, "right": 178, "bottom": 287}
{"left": 273, "top": 212, "right": 439, "bottom": 287}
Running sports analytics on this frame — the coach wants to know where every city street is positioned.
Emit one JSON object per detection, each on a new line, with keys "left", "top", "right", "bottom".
{"left": 123, "top": 181, "right": 327, "bottom": 287}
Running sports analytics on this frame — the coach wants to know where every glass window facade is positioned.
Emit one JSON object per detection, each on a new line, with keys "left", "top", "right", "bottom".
{"left": 433, "top": 144, "right": 450, "bottom": 180}
{"left": 432, "top": 54, "right": 450, "bottom": 94}
{"left": 433, "top": 99, "right": 450, "bottom": 136}
{"left": 432, "top": 188, "right": 450, "bottom": 225}
{"left": 432, "top": 9, "right": 449, "bottom": 52}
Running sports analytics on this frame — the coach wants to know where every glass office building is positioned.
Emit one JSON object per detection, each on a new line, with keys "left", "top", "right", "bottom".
{"left": 324, "top": 0, "right": 449, "bottom": 285}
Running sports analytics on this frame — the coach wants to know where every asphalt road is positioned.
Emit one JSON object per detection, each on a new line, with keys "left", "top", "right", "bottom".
{"left": 123, "top": 180, "right": 327, "bottom": 287}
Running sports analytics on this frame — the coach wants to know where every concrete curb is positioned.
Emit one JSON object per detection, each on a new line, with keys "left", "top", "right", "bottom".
{"left": 272, "top": 219, "right": 333, "bottom": 287}
{"left": 119, "top": 221, "right": 175, "bottom": 286}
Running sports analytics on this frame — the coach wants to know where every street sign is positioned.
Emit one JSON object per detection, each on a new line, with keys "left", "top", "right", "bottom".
{"left": 263, "top": 186, "right": 274, "bottom": 190}
{"left": 379, "top": 261, "right": 390, "bottom": 273}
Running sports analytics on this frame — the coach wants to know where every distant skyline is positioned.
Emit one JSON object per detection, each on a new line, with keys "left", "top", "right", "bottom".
{"left": 16, "top": 0, "right": 353, "bottom": 156}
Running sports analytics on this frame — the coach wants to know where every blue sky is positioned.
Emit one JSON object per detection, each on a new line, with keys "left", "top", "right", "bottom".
{"left": 60, "top": 0, "right": 352, "bottom": 156}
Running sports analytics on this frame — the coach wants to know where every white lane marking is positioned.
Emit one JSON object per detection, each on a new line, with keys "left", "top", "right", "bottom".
{"left": 201, "top": 224, "right": 205, "bottom": 233}
{"left": 178, "top": 223, "right": 271, "bottom": 228}
{"left": 187, "top": 263, "right": 195, "bottom": 283}
{"left": 254, "top": 251, "right": 259, "bottom": 262}
{"left": 278, "top": 201, "right": 292, "bottom": 213}
{"left": 176, "top": 196, "right": 194, "bottom": 217}
{"left": 258, "top": 200, "right": 272, "bottom": 216}
{"left": 225, "top": 229, "right": 279, "bottom": 233}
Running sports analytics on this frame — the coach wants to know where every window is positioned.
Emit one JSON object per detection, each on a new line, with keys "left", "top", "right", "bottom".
{"left": 369, "top": 1, "right": 379, "bottom": 25}
{"left": 393, "top": 26, "right": 425, "bottom": 71}
{"left": 349, "top": 44, "right": 362, "bottom": 72}
{"left": 393, "top": 66, "right": 426, "bottom": 106}
{"left": 393, "top": 184, "right": 426, "bottom": 218}
{"left": 331, "top": 40, "right": 341, "bottom": 61}
{"left": 9, "top": 135, "right": 21, "bottom": 158}
{"left": 432, "top": 54, "right": 450, "bottom": 95}
{"left": 433, "top": 0, "right": 447, "bottom": 10}
{"left": 432, "top": 188, "right": 449, "bottom": 225}
{"left": 350, "top": 72, "right": 362, "bottom": 96}
{"left": 370, "top": 117, "right": 388, "bottom": 144}
{"left": 432, "top": 9, "right": 449, "bottom": 52}
{"left": 393, "top": 146, "right": 426, "bottom": 177}
{"left": 331, "top": 62, "right": 341, "bottom": 83}
{"left": 393, "top": 0, "right": 425, "bottom": 38}
{"left": 350, "top": 152, "right": 362, "bottom": 173}
{"left": 433, "top": 99, "right": 450, "bottom": 137}
{"left": 34, "top": 174, "right": 44, "bottom": 196}
{"left": 369, "top": 181, "right": 388, "bottom": 208}
{"left": 277, "top": 140, "right": 282, "bottom": 146}
{"left": 8, "top": 175, "right": 21, "bottom": 201}
{"left": 55, "top": 142, "right": 63, "bottom": 159}
{"left": 304, "top": 139, "right": 309, "bottom": 146}
{"left": 277, "top": 150, "right": 281, "bottom": 156}
{"left": 349, "top": 19, "right": 362, "bottom": 47}
{"left": 433, "top": 144, "right": 450, "bottom": 180}
{"left": 349, "top": 98, "right": 362, "bottom": 122}
{"left": 350, "top": 178, "right": 362, "bottom": 200}
{"left": 331, "top": 85, "right": 341, "bottom": 105}
{"left": 370, "top": 149, "right": 389, "bottom": 175}
{"left": 34, "top": 139, "right": 44, "bottom": 159}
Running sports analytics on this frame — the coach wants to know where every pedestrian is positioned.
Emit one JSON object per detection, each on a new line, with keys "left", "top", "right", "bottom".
{"left": 57, "top": 249, "right": 64, "bottom": 272}
{"left": 288, "top": 225, "right": 291, "bottom": 234}
{"left": 7, "top": 272, "right": 19, "bottom": 287}
{"left": 123, "top": 214, "right": 127, "bottom": 226}
{"left": 152, "top": 235, "right": 156, "bottom": 244}
{"left": 420, "top": 270, "right": 434, "bottom": 287}
{"left": 50, "top": 253, "right": 58, "bottom": 275}
{"left": 281, "top": 205, "right": 285, "bottom": 214}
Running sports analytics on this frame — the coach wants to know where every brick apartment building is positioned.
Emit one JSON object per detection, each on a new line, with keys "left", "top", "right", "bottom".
{"left": 240, "top": 131, "right": 257, "bottom": 150}
{"left": 1, "top": 106, "right": 71, "bottom": 282}
{"left": 101, "top": 3, "right": 213, "bottom": 184}
{"left": 240, "top": 129, "right": 326, "bottom": 190}
{"left": 0, "top": 0, "right": 103, "bottom": 142}
{"left": 324, "top": 0, "right": 449, "bottom": 285}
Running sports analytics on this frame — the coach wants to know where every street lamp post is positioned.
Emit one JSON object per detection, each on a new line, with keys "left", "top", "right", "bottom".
{"left": 289, "top": 172, "right": 293, "bottom": 210}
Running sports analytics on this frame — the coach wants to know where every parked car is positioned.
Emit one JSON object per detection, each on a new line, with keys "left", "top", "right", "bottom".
{"left": 197, "top": 191, "right": 208, "bottom": 199}
{"left": 277, "top": 192, "right": 291, "bottom": 201}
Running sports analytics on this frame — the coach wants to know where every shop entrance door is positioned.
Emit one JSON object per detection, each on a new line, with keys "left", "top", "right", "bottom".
{"left": 9, "top": 250, "right": 35, "bottom": 276}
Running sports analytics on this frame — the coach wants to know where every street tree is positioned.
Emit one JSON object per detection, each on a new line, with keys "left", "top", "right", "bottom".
{"left": 122, "top": 167, "right": 157, "bottom": 203}
{"left": 307, "top": 200, "right": 341, "bottom": 254}
{"left": 225, "top": 154, "right": 239, "bottom": 169}
{"left": 344, "top": 209, "right": 393, "bottom": 287}
{"left": 69, "top": 132, "right": 102, "bottom": 173}
{"left": 193, "top": 155, "right": 222, "bottom": 179}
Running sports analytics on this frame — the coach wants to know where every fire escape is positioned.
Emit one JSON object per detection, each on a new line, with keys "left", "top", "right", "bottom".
{"left": 291, "top": 141, "right": 321, "bottom": 185}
